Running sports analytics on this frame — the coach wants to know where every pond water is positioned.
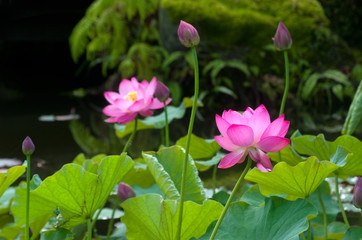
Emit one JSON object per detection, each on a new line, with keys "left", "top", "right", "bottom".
{"left": 0, "top": 96, "right": 83, "bottom": 178}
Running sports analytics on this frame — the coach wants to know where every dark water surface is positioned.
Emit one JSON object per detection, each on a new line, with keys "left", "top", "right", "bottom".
{"left": 0, "top": 96, "right": 83, "bottom": 178}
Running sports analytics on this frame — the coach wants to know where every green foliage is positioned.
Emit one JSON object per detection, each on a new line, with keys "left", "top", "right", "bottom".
{"left": 143, "top": 146, "right": 206, "bottom": 203}
{"left": 342, "top": 227, "right": 362, "bottom": 240}
{"left": 342, "top": 80, "right": 362, "bottom": 135}
{"left": 69, "top": 0, "right": 162, "bottom": 78}
{"left": 314, "top": 222, "right": 347, "bottom": 240}
{"left": 0, "top": 165, "right": 26, "bottom": 198}
{"left": 40, "top": 228, "right": 74, "bottom": 240}
{"left": 245, "top": 157, "right": 342, "bottom": 200}
{"left": 176, "top": 134, "right": 221, "bottom": 171}
{"left": 176, "top": 134, "right": 220, "bottom": 160}
{"left": 300, "top": 69, "right": 352, "bottom": 101}
{"left": 309, "top": 181, "right": 340, "bottom": 225}
{"left": 198, "top": 197, "right": 317, "bottom": 240}
{"left": 114, "top": 98, "right": 191, "bottom": 138}
{"left": 291, "top": 134, "right": 362, "bottom": 177}
{"left": 69, "top": 119, "right": 123, "bottom": 155}
{"left": 121, "top": 193, "right": 223, "bottom": 240}
{"left": 11, "top": 154, "right": 133, "bottom": 229}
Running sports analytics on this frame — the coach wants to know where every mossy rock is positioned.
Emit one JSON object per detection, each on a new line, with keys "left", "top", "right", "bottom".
{"left": 161, "top": 0, "right": 329, "bottom": 48}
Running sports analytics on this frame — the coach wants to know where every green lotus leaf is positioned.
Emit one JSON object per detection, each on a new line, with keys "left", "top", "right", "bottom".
{"left": 314, "top": 222, "right": 347, "bottom": 240}
{"left": 115, "top": 101, "right": 187, "bottom": 138}
{"left": 121, "top": 193, "right": 223, "bottom": 240}
{"left": 291, "top": 133, "right": 362, "bottom": 176}
{"left": 245, "top": 157, "right": 340, "bottom": 200}
{"left": 268, "top": 145, "right": 305, "bottom": 165}
{"left": 332, "top": 135, "right": 362, "bottom": 176}
{"left": 176, "top": 134, "right": 220, "bottom": 160}
{"left": 143, "top": 145, "right": 205, "bottom": 203}
{"left": 199, "top": 197, "right": 317, "bottom": 240}
{"left": 12, "top": 154, "right": 133, "bottom": 228}
{"left": 0, "top": 165, "right": 26, "bottom": 198}
{"left": 309, "top": 181, "right": 340, "bottom": 225}
{"left": 342, "top": 227, "right": 362, "bottom": 240}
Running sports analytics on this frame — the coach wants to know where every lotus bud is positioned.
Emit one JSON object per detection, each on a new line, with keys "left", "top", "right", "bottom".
{"left": 272, "top": 22, "right": 292, "bottom": 51}
{"left": 177, "top": 20, "right": 200, "bottom": 48}
{"left": 155, "top": 81, "right": 170, "bottom": 102}
{"left": 117, "top": 182, "right": 136, "bottom": 202}
{"left": 352, "top": 176, "right": 362, "bottom": 209}
{"left": 22, "top": 136, "right": 35, "bottom": 155}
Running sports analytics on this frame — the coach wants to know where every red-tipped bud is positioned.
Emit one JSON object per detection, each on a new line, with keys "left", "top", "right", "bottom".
{"left": 352, "top": 176, "right": 362, "bottom": 209}
{"left": 117, "top": 182, "right": 136, "bottom": 202}
{"left": 22, "top": 136, "right": 35, "bottom": 155}
{"left": 177, "top": 20, "right": 200, "bottom": 48}
{"left": 155, "top": 81, "right": 170, "bottom": 102}
{"left": 272, "top": 22, "right": 292, "bottom": 51}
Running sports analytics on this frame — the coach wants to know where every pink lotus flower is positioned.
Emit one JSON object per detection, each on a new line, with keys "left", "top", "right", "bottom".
{"left": 215, "top": 105, "right": 290, "bottom": 171}
{"left": 103, "top": 77, "right": 171, "bottom": 124}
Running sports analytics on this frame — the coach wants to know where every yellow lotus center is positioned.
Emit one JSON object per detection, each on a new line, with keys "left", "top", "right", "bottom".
{"left": 124, "top": 91, "right": 138, "bottom": 102}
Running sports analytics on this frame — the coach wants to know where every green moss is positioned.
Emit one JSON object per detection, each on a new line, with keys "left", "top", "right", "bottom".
{"left": 161, "top": 0, "right": 329, "bottom": 48}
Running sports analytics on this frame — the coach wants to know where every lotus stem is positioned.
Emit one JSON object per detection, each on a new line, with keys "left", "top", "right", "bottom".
{"left": 163, "top": 101, "right": 169, "bottom": 147}
{"left": 212, "top": 164, "right": 218, "bottom": 196}
{"left": 209, "top": 157, "right": 252, "bottom": 240}
{"left": 307, "top": 219, "right": 311, "bottom": 240}
{"left": 106, "top": 199, "right": 119, "bottom": 240}
{"left": 122, "top": 118, "right": 138, "bottom": 153}
{"left": 279, "top": 51, "right": 290, "bottom": 116}
{"left": 335, "top": 175, "right": 350, "bottom": 228}
{"left": 87, "top": 218, "right": 92, "bottom": 240}
{"left": 176, "top": 46, "right": 199, "bottom": 240}
{"left": 25, "top": 155, "right": 31, "bottom": 240}
{"left": 317, "top": 188, "right": 328, "bottom": 240}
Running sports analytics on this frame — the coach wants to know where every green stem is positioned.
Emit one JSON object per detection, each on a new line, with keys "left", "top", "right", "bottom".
{"left": 122, "top": 118, "right": 138, "bottom": 153}
{"left": 300, "top": 233, "right": 306, "bottom": 240}
{"left": 307, "top": 219, "right": 311, "bottom": 240}
{"left": 212, "top": 164, "right": 218, "bottom": 196}
{"left": 106, "top": 199, "right": 119, "bottom": 240}
{"left": 163, "top": 101, "right": 169, "bottom": 147}
{"left": 91, "top": 208, "right": 102, "bottom": 234}
{"left": 209, "top": 158, "right": 252, "bottom": 240}
{"left": 175, "top": 46, "right": 199, "bottom": 240}
{"left": 93, "top": 120, "right": 138, "bottom": 236}
{"left": 317, "top": 188, "right": 328, "bottom": 240}
{"left": 87, "top": 218, "right": 92, "bottom": 240}
{"left": 25, "top": 155, "right": 30, "bottom": 240}
{"left": 335, "top": 175, "right": 350, "bottom": 228}
{"left": 279, "top": 51, "right": 290, "bottom": 116}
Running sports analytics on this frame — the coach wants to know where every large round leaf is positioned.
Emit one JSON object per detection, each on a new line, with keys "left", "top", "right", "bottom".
{"left": 121, "top": 194, "right": 223, "bottom": 240}
{"left": 143, "top": 146, "right": 205, "bottom": 203}
{"left": 245, "top": 157, "right": 340, "bottom": 200}
{"left": 12, "top": 154, "right": 134, "bottom": 228}
{"left": 0, "top": 165, "right": 26, "bottom": 198}
{"left": 199, "top": 197, "right": 317, "bottom": 240}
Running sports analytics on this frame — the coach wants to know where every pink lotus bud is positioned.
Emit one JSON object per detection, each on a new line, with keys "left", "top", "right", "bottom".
{"left": 272, "top": 22, "right": 292, "bottom": 51}
{"left": 155, "top": 81, "right": 170, "bottom": 102}
{"left": 352, "top": 176, "right": 362, "bottom": 209}
{"left": 117, "top": 182, "right": 136, "bottom": 202}
{"left": 22, "top": 136, "right": 35, "bottom": 155}
{"left": 177, "top": 20, "right": 200, "bottom": 48}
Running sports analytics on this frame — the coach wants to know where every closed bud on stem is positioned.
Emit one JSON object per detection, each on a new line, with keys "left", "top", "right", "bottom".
{"left": 273, "top": 22, "right": 292, "bottom": 51}
{"left": 22, "top": 136, "right": 35, "bottom": 156}
{"left": 352, "top": 176, "right": 362, "bottom": 209}
{"left": 117, "top": 182, "right": 136, "bottom": 202}
{"left": 155, "top": 81, "right": 170, "bottom": 102}
{"left": 177, "top": 20, "right": 200, "bottom": 48}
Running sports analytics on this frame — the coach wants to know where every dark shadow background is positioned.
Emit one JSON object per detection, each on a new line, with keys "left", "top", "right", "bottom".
{"left": 0, "top": 0, "right": 105, "bottom": 176}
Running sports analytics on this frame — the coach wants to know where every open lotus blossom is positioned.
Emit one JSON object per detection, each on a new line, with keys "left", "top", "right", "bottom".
{"left": 215, "top": 105, "right": 290, "bottom": 171}
{"left": 103, "top": 77, "right": 171, "bottom": 124}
